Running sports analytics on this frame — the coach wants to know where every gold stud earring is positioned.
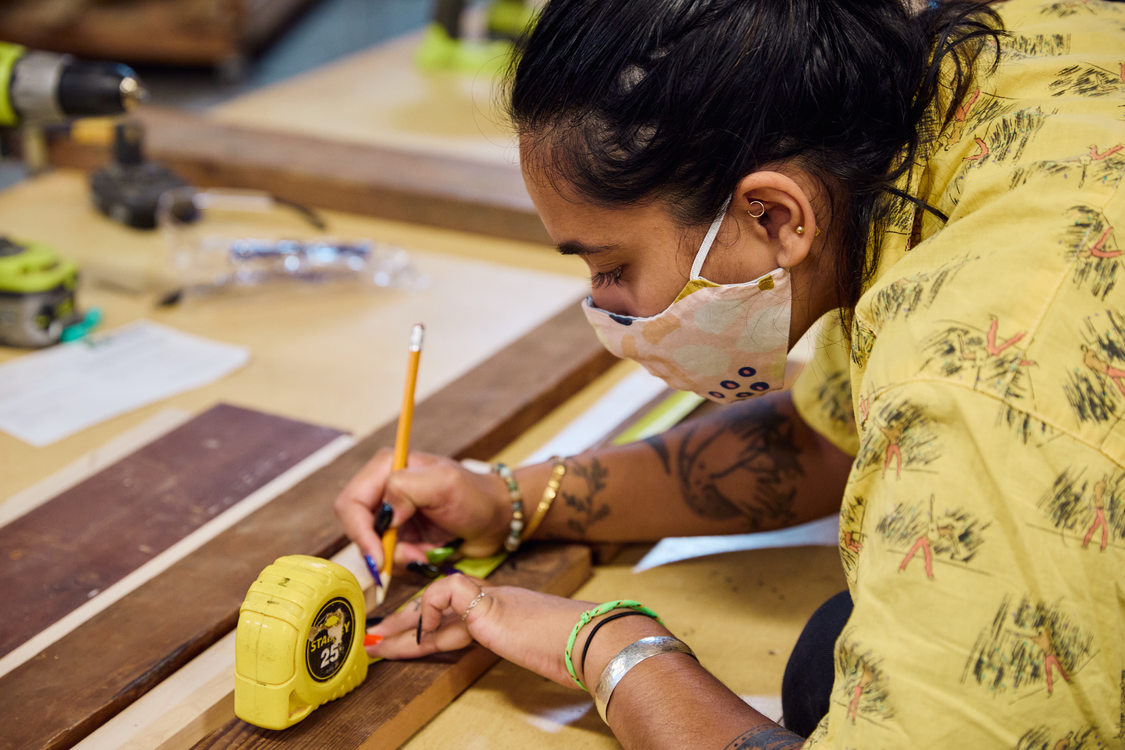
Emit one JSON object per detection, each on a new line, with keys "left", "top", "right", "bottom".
{"left": 746, "top": 200, "right": 765, "bottom": 219}
{"left": 795, "top": 225, "right": 805, "bottom": 236}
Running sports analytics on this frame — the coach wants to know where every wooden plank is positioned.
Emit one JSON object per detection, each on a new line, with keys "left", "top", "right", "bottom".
{"left": 1, "top": 300, "right": 614, "bottom": 750}
{"left": 194, "top": 543, "right": 592, "bottom": 749}
{"left": 46, "top": 107, "right": 551, "bottom": 246}
{"left": 0, "top": 403, "right": 345, "bottom": 661}
{"left": 0, "top": 0, "right": 323, "bottom": 66}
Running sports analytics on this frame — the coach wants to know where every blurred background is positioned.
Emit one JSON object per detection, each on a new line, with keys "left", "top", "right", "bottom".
{"left": 0, "top": 0, "right": 442, "bottom": 189}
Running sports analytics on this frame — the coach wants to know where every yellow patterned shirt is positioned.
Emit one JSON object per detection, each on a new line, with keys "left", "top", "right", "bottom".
{"left": 791, "top": 0, "right": 1125, "bottom": 746}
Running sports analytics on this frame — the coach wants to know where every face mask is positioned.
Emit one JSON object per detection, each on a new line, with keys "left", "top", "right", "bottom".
{"left": 582, "top": 196, "right": 792, "bottom": 403}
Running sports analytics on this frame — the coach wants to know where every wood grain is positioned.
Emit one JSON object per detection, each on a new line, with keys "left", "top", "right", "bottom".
{"left": 47, "top": 107, "right": 551, "bottom": 245}
{"left": 193, "top": 543, "right": 592, "bottom": 749}
{"left": 1, "top": 300, "right": 615, "bottom": 750}
{"left": 0, "top": 403, "right": 345, "bottom": 660}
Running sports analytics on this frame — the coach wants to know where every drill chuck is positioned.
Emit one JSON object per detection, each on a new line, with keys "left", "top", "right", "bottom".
{"left": 0, "top": 44, "right": 147, "bottom": 127}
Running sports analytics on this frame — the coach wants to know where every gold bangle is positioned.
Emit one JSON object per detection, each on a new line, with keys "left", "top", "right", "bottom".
{"left": 524, "top": 456, "right": 566, "bottom": 541}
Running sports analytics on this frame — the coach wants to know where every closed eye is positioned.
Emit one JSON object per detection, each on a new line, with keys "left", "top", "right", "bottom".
{"left": 591, "top": 266, "right": 624, "bottom": 288}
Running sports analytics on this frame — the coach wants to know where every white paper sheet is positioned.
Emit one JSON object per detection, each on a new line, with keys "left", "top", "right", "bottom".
{"left": 633, "top": 514, "right": 840, "bottom": 572}
{"left": 0, "top": 321, "right": 249, "bottom": 446}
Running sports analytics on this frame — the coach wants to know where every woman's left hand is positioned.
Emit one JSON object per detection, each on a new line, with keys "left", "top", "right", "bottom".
{"left": 366, "top": 576, "right": 606, "bottom": 688}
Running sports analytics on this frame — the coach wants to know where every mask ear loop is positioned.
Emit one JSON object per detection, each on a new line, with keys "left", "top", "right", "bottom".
{"left": 688, "top": 195, "right": 733, "bottom": 280}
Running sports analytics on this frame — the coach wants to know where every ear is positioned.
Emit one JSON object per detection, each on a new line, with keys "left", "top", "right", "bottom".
{"left": 731, "top": 171, "right": 818, "bottom": 269}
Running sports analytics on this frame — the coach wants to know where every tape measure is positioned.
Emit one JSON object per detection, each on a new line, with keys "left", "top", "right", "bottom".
{"left": 234, "top": 555, "right": 368, "bottom": 730}
{"left": 235, "top": 551, "right": 508, "bottom": 730}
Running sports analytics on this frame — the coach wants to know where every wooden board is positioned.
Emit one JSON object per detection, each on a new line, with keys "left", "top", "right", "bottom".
{"left": 194, "top": 543, "right": 592, "bottom": 749}
{"left": 0, "top": 403, "right": 344, "bottom": 660}
{"left": 46, "top": 106, "right": 550, "bottom": 245}
{"left": 0, "top": 0, "right": 321, "bottom": 66}
{"left": 1, "top": 301, "right": 615, "bottom": 750}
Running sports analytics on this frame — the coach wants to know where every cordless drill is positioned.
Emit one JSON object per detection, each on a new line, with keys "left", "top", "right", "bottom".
{"left": 0, "top": 42, "right": 146, "bottom": 347}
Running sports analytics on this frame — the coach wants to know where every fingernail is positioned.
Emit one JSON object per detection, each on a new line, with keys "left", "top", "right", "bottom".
{"left": 364, "top": 555, "right": 383, "bottom": 588}
{"left": 407, "top": 560, "right": 442, "bottom": 579}
{"left": 374, "top": 503, "right": 394, "bottom": 537}
{"left": 364, "top": 634, "right": 383, "bottom": 647}
{"left": 415, "top": 615, "right": 423, "bottom": 645}
{"left": 365, "top": 615, "right": 384, "bottom": 628}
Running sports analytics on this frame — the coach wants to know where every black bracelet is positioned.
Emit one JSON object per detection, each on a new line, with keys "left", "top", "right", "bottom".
{"left": 578, "top": 610, "right": 658, "bottom": 685}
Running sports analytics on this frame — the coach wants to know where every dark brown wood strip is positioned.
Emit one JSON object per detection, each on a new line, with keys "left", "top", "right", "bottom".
{"left": 45, "top": 107, "right": 552, "bottom": 246}
{"left": 1, "top": 299, "right": 615, "bottom": 750}
{"left": 193, "top": 543, "right": 592, "bottom": 749}
{"left": 0, "top": 403, "right": 345, "bottom": 659}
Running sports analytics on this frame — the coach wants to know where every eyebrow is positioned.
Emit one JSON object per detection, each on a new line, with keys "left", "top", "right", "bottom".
{"left": 557, "top": 241, "right": 620, "bottom": 256}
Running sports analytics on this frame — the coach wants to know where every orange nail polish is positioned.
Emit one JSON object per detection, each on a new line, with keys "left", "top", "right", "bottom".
{"left": 364, "top": 634, "right": 383, "bottom": 647}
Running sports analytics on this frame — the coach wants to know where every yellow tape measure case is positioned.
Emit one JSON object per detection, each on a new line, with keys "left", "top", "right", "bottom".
{"left": 235, "top": 555, "right": 368, "bottom": 730}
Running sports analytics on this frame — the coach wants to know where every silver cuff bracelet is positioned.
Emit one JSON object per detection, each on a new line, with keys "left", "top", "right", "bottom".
{"left": 592, "top": 635, "right": 697, "bottom": 723}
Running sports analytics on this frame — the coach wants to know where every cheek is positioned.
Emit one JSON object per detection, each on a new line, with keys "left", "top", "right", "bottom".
{"left": 590, "top": 286, "right": 635, "bottom": 317}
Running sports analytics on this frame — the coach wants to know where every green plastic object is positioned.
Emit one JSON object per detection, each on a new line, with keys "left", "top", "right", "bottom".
{"left": 0, "top": 42, "right": 25, "bottom": 127}
{"left": 486, "top": 0, "right": 536, "bottom": 41}
{"left": 0, "top": 237, "right": 77, "bottom": 295}
{"left": 414, "top": 23, "right": 515, "bottom": 76}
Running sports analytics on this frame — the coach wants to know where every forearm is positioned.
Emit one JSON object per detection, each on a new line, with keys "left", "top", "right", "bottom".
{"left": 516, "top": 390, "right": 852, "bottom": 542}
{"left": 578, "top": 615, "right": 805, "bottom": 750}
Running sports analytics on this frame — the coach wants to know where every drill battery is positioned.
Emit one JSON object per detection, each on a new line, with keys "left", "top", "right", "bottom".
{"left": 0, "top": 236, "right": 79, "bottom": 347}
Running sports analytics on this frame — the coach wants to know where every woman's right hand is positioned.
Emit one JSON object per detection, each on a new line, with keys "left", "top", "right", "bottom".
{"left": 333, "top": 449, "right": 512, "bottom": 570}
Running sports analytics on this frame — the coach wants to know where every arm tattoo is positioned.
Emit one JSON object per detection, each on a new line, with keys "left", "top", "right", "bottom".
{"left": 644, "top": 434, "right": 672, "bottom": 474}
{"left": 723, "top": 724, "right": 806, "bottom": 750}
{"left": 560, "top": 457, "right": 611, "bottom": 534}
{"left": 673, "top": 399, "right": 804, "bottom": 528}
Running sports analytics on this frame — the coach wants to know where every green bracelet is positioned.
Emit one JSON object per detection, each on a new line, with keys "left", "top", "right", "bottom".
{"left": 564, "top": 600, "right": 662, "bottom": 690}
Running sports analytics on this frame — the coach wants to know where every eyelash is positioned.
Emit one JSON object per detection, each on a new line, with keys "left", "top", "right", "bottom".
{"left": 591, "top": 266, "right": 624, "bottom": 288}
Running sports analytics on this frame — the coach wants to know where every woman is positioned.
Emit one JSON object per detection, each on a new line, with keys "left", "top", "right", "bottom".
{"left": 336, "top": 0, "right": 1125, "bottom": 746}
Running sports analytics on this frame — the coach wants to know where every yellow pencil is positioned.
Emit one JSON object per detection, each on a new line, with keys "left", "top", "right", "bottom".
{"left": 377, "top": 323, "right": 424, "bottom": 605}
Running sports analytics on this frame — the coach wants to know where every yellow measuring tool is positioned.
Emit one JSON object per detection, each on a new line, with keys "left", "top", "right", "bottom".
{"left": 234, "top": 552, "right": 506, "bottom": 730}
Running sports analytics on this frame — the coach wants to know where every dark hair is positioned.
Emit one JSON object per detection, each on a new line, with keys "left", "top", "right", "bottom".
{"left": 508, "top": 0, "right": 1003, "bottom": 311}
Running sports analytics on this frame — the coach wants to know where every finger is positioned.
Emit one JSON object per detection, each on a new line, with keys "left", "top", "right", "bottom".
{"left": 339, "top": 502, "right": 382, "bottom": 563}
{"left": 383, "top": 456, "right": 466, "bottom": 517}
{"left": 366, "top": 576, "right": 484, "bottom": 659}
{"left": 367, "top": 597, "right": 422, "bottom": 637}
{"left": 334, "top": 450, "right": 394, "bottom": 558}
{"left": 415, "top": 574, "right": 487, "bottom": 630}
{"left": 370, "top": 614, "right": 472, "bottom": 659}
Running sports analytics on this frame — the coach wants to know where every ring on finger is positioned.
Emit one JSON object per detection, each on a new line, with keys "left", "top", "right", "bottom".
{"left": 461, "top": 590, "right": 487, "bottom": 621}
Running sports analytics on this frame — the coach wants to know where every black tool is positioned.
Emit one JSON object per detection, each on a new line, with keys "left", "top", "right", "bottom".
{"left": 89, "top": 120, "right": 188, "bottom": 229}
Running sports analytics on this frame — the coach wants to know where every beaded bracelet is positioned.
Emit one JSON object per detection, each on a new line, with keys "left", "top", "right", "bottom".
{"left": 494, "top": 462, "right": 525, "bottom": 552}
{"left": 523, "top": 456, "right": 566, "bottom": 542}
{"left": 564, "top": 600, "right": 662, "bottom": 690}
